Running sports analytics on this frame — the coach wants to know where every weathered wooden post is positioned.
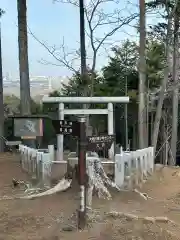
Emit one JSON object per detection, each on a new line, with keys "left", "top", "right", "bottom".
{"left": 77, "top": 116, "right": 87, "bottom": 229}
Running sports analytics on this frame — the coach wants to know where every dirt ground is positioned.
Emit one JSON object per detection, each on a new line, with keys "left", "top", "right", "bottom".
{"left": 1, "top": 154, "right": 180, "bottom": 239}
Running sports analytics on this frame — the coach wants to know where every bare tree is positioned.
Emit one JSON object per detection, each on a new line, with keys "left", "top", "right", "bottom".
{"left": 0, "top": 9, "right": 5, "bottom": 152}
{"left": 138, "top": 0, "right": 146, "bottom": 149}
{"left": 31, "top": 0, "right": 138, "bottom": 78}
{"left": 84, "top": 0, "right": 138, "bottom": 72}
{"left": 17, "top": 0, "right": 31, "bottom": 115}
{"left": 152, "top": 2, "right": 178, "bottom": 155}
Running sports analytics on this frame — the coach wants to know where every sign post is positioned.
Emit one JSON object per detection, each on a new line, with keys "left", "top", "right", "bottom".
{"left": 52, "top": 117, "right": 87, "bottom": 229}
{"left": 52, "top": 118, "right": 115, "bottom": 230}
{"left": 77, "top": 116, "right": 87, "bottom": 229}
{"left": 12, "top": 116, "right": 43, "bottom": 148}
{"left": 87, "top": 135, "right": 115, "bottom": 152}
{"left": 13, "top": 116, "right": 43, "bottom": 138}
{"left": 52, "top": 120, "right": 75, "bottom": 135}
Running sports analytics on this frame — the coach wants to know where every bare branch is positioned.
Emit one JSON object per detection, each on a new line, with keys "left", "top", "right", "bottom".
{"left": 54, "top": 0, "right": 79, "bottom": 7}
{"left": 27, "top": 27, "right": 79, "bottom": 73}
{"left": 86, "top": 9, "right": 138, "bottom": 71}
{"left": 83, "top": 0, "right": 138, "bottom": 71}
{"left": 44, "top": 0, "right": 138, "bottom": 73}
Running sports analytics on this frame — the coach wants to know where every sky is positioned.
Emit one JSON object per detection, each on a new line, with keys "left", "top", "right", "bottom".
{"left": 1, "top": 0, "right": 141, "bottom": 80}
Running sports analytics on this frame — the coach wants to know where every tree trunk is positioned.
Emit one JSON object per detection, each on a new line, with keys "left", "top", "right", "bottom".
{"left": 17, "top": 0, "right": 35, "bottom": 147}
{"left": 170, "top": 10, "right": 179, "bottom": 165}
{"left": 0, "top": 23, "right": 4, "bottom": 152}
{"left": 138, "top": 0, "right": 146, "bottom": 149}
{"left": 17, "top": 0, "right": 31, "bottom": 115}
{"left": 152, "top": 17, "right": 172, "bottom": 154}
{"left": 162, "top": 111, "right": 169, "bottom": 165}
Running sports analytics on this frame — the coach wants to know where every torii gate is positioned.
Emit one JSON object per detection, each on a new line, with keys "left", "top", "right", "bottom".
{"left": 42, "top": 96, "right": 129, "bottom": 160}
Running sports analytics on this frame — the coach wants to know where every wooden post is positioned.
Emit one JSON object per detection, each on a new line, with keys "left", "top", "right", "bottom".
{"left": 77, "top": 116, "right": 87, "bottom": 229}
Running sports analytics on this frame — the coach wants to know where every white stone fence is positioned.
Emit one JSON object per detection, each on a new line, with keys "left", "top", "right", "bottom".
{"left": 19, "top": 144, "right": 54, "bottom": 187}
{"left": 18, "top": 144, "right": 154, "bottom": 189}
{"left": 115, "top": 147, "right": 154, "bottom": 189}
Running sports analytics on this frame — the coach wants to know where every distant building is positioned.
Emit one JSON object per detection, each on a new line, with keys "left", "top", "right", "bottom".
{"left": 3, "top": 75, "right": 69, "bottom": 98}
